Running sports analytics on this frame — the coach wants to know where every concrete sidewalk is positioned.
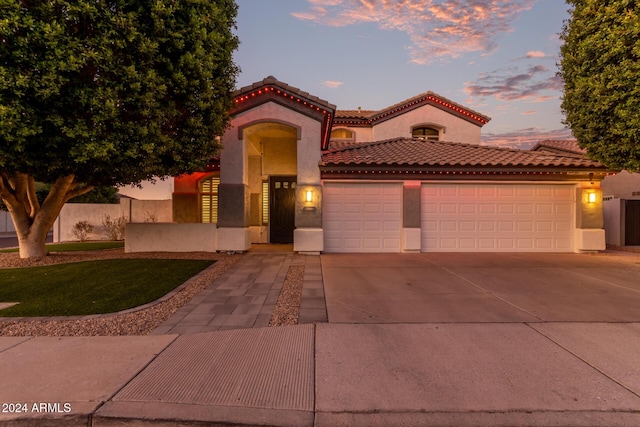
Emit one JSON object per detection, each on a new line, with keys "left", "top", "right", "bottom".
{"left": 2, "top": 251, "right": 640, "bottom": 426}
{"left": 2, "top": 322, "right": 640, "bottom": 426}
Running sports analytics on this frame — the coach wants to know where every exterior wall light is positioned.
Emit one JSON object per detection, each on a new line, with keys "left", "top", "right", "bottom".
{"left": 588, "top": 192, "right": 597, "bottom": 203}
{"left": 303, "top": 188, "right": 317, "bottom": 211}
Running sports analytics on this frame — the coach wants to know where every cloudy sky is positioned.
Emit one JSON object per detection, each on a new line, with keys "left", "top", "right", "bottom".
{"left": 233, "top": 0, "right": 574, "bottom": 149}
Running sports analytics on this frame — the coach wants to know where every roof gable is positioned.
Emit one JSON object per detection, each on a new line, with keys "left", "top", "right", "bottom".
{"left": 334, "top": 92, "right": 491, "bottom": 128}
{"left": 231, "top": 76, "right": 336, "bottom": 149}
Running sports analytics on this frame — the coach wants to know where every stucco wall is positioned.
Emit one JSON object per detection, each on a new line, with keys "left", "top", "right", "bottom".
{"left": 125, "top": 223, "right": 217, "bottom": 253}
{"left": 54, "top": 199, "right": 172, "bottom": 242}
{"left": 262, "top": 137, "right": 297, "bottom": 175}
{"left": 0, "top": 211, "right": 16, "bottom": 234}
{"left": 371, "top": 104, "right": 483, "bottom": 144}
{"left": 603, "top": 198, "right": 623, "bottom": 246}
{"left": 0, "top": 211, "right": 16, "bottom": 233}
{"left": 601, "top": 171, "right": 640, "bottom": 199}
{"left": 224, "top": 102, "right": 322, "bottom": 184}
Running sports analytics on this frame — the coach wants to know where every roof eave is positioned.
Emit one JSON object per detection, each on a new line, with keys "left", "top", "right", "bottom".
{"left": 319, "top": 163, "right": 613, "bottom": 181}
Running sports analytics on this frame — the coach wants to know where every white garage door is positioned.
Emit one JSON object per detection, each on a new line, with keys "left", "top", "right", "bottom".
{"left": 421, "top": 184, "right": 574, "bottom": 252}
{"left": 323, "top": 182, "right": 402, "bottom": 253}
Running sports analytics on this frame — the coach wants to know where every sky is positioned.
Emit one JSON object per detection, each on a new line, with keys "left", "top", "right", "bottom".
{"left": 233, "top": 0, "right": 574, "bottom": 149}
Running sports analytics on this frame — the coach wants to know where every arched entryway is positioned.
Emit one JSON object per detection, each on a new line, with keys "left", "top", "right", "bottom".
{"left": 241, "top": 121, "right": 298, "bottom": 244}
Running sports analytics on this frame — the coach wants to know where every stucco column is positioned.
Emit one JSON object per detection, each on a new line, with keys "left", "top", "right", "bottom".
{"left": 217, "top": 127, "right": 251, "bottom": 251}
{"left": 402, "top": 181, "right": 422, "bottom": 252}
{"left": 293, "top": 184, "right": 323, "bottom": 253}
{"left": 574, "top": 186, "right": 605, "bottom": 252}
{"left": 294, "top": 125, "right": 324, "bottom": 254}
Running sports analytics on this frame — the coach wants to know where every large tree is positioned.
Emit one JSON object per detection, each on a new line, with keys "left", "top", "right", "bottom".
{"left": 559, "top": 0, "right": 640, "bottom": 172}
{"left": 0, "top": 0, "right": 239, "bottom": 258}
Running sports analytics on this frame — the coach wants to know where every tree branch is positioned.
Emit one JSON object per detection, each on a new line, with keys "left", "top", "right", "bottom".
{"left": 65, "top": 183, "right": 95, "bottom": 202}
{"left": 26, "top": 175, "right": 40, "bottom": 216}
{"left": 0, "top": 172, "right": 14, "bottom": 200}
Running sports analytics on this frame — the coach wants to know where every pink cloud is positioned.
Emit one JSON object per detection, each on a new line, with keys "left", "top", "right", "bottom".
{"left": 481, "top": 127, "right": 573, "bottom": 150}
{"left": 464, "top": 65, "right": 562, "bottom": 101}
{"left": 292, "top": 0, "right": 537, "bottom": 63}
{"left": 526, "top": 50, "right": 546, "bottom": 58}
{"left": 322, "top": 80, "right": 344, "bottom": 89}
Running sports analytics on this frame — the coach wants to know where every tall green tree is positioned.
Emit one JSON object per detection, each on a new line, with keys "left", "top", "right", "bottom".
{"left": 559, "top": 0, "right": 640, "bottom": 172}
{"left": 0, "top": 0, "right": 239, "bottom": 258}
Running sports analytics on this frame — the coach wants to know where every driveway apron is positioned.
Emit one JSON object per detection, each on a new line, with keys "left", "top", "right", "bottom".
{"left": 321, "top": 252, "right": 640, "bottom": 323}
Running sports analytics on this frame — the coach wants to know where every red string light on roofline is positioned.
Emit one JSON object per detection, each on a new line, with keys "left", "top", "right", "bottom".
{"left": 233, "top": 86, "right": 332, "bottom": 119}
{"left": 234, "top": 86, "right": 489, "bottom": 125}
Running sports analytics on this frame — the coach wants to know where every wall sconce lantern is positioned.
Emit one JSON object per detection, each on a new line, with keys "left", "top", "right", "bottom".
{"left": 588, "top": 192, "right": 597, "bottom": 203}
{"left": 303, "top": 188, "right": 317, "bottom": 211}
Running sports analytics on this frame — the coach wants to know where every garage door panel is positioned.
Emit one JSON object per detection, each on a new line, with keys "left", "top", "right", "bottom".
{"left": 517, "top": 221, "right": 534, "bottom": 232}
{"left": 498, "top": 187, "right": 514, "bottom": 196}
{"left": 478, "top": 221, "right": 495, "bottom": 232}
{"left": 536, "top": 222, "right": 552, "bottom": 232}
{"left": 516, "top": 239, "right": 534, "bottom": 249}
{"left": 422, "top": 184, "right": 574, "bottom": 252}
{"left": 459, "top": 238, "right": 476, "bottom": 249}
{"left": 460, "top": 221, "right": 476, "bottom": 232}
{"left": 536, "top": 204, "right": 554, "bottom": 214}
{"left": 518, "top": 187, "right": 534, "bottom": 196}
{"left": 324, "top": 183, "right": 402, "bottom": 253}
{"left": 441, "top": 203, "right": 457, "bottom": 214}
{"left": 517, "top": 204, "right": 534, "bottom": 214}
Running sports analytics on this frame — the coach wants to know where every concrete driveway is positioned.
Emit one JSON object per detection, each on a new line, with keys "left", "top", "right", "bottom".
{"left": 316, "top": 251, "right": 640, "bottom": 425}
{"left": 321, "top": 251, "right": 640, "bottom": 323}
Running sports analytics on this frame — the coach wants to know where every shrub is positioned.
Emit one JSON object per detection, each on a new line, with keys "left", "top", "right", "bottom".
{"left": 144, "top": 209, "right": 158, "bottom": 222}
{"left": 72, "top": 221, "right": 94, "bottom": 242}
{"left": 101, "top": 214, "right": 128, "bottom": 241}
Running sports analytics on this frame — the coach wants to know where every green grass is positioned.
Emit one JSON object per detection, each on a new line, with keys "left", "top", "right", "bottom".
{"left": 0, "top": 241, "right": 125, "bottom": 253}
{"left": 0, "top": 258, "right": 213, "bottom": 317}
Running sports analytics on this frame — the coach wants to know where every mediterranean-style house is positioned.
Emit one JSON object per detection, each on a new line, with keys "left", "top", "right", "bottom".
{"left": 161, "top": 76, "right": 612, "bottom": 254}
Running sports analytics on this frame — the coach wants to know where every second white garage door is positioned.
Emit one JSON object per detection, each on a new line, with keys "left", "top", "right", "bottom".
{"left": 323, "top": 182, "right": 402, "bottom": 253}
{"left": 421, "top": 183, "right": 574, "bottom": 252}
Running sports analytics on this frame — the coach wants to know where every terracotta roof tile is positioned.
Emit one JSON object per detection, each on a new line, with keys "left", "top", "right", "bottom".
{"left": 530, "top": 139, "right": 586, "bottom": 156}
{"left": 375, "top": 91, "right": 490, "bottom": 124}
{"left": 234, "top": 76, "right": 336, "bottom": 111}
{"left": 335, "top": 110, "right": 379, "bottom": 119}
{"left": 333, "top": 91, "right": 490, "bottom": 127}
{"left": 321, "top": 138, "right": 607, "bottom": 170}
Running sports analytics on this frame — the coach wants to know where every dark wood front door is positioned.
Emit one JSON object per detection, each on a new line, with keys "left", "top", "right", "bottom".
{"left": 270, "top": 176, "right": 296, "bottom": 243}
{"left": 625, "top": 200, "right": 640, "bottom": 245}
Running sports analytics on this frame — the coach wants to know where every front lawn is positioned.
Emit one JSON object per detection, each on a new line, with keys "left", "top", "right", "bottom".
{"left": 0, "top": 258, "right": 213, "bottom": 317}
{"left": 0, "top": 241, "right": 125, "bottom": 253}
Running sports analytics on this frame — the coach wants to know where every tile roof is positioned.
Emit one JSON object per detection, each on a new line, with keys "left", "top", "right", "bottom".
{"left": 231, "top": 76, "right": 336, "bottom": 150}
{"left": 375, "top": 91, "right": 490, "bottom": 124}
{"left": 334, "top": 110, "right": 379, "bottom": 120}
{"left": 334, "top": 91, "right": 491, "bottom": 127}
{"left": 233, "top": 76, "right": 336, "bottom": 111}
{"left": 321, "top": 138, "right": 607, "bottom": 170}
{"left": 530, "top": 139, "right": 586, "bottom": 156}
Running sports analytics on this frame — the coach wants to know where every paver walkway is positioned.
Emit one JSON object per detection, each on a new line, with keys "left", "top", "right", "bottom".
{"left": 152, "top": 251, "right": 327, "bottom": 334}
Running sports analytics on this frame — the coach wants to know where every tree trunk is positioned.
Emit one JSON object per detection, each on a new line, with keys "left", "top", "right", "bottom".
{"left": 1, "top": 173, "right": 93, "bottom": 259}
{"left": 18, "top": 233, "right": 48, "bottom": 259}
{"left": 11, "top": 192, "right": 61, "bottom": 259}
